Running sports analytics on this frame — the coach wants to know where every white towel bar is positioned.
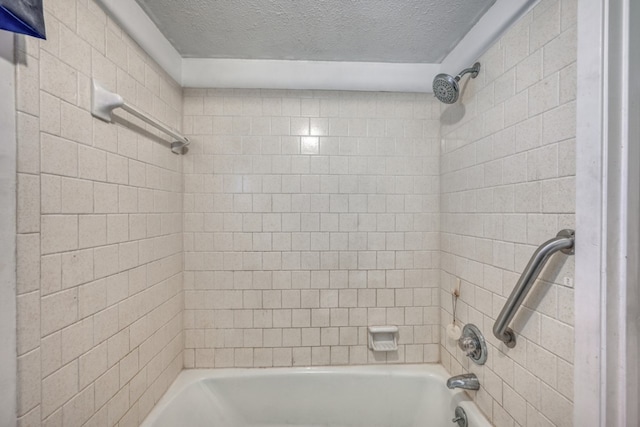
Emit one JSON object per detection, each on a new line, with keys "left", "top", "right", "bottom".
{"left": 90, "top": 79, "right": 189, "bottom": 155}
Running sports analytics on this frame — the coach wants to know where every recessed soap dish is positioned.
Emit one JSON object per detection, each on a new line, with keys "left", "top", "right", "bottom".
{"left": 368, "top": 326, "right": 399, "bottom": 352}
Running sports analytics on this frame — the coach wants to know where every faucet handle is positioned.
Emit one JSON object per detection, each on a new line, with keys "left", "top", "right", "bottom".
{"left": 458, "top": 335, "right": 478, "bottom": 356}
{"left": 457, "top": 324, "right": 488, "bottom": 365}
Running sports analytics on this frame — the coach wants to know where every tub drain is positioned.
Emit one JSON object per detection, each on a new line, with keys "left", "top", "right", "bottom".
{"left": 452, "top": 406, "right": 468, "bottom": 427}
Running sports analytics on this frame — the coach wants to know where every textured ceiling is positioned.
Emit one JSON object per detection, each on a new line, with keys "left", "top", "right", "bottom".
{"left": 134, "top": 0, "right": 496, "bottom": 63}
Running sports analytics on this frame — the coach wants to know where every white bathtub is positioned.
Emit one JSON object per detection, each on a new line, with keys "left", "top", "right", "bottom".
{"left": 140, "top": 364, "right": 491, "bottom": 427}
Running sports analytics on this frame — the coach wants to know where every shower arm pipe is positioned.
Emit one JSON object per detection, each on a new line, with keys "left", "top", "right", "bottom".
{"left": 492, "top": 229, "right": 575, "bottom": 348}
{"left": 454, "top": 62, "right": 481, "bottom": 81}
{"left": 90, "top": 79, "right": 189, "bottom": 155}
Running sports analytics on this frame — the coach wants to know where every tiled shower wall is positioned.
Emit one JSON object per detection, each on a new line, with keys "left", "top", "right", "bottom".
{"left": 182, "top": 91, "right": 441, "bottom": 367}
{"left": 15, "top": 1, "right": 184, "bottom": 425}
{"left": 12, "top": 0, "right": 581, "bottom": 425}
{"left": 439, "top": 0, "right": 576, "bottom": 426}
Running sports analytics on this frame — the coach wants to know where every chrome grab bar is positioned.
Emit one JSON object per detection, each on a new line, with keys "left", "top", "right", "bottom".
{"left": 493, "top": 229, "right": 575, "bottom": 348}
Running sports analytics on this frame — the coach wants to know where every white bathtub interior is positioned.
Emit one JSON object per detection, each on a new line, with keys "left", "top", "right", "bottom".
{"left": 141, "top": 365, "right": 489, "bottom": 427}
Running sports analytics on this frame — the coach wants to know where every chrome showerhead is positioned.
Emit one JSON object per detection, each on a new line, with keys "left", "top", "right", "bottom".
{"left": 432, "top": 62, "right": 481, "bottom": 104}
{"left": 433, "top": 73, "right": 460, "bottom": 104}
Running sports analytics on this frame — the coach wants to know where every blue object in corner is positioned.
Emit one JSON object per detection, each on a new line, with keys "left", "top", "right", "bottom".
{"left": 0, "top": 0, "right": 46, "bottom": 39}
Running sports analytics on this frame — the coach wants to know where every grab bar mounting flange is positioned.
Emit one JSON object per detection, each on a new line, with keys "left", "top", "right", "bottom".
{"left": 557, "top": 229, "right": 575, "bottom": 255}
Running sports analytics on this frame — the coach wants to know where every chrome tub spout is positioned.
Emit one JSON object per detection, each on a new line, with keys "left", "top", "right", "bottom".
{"left": 446, "top": 373, "right": 480, "bottom": 390}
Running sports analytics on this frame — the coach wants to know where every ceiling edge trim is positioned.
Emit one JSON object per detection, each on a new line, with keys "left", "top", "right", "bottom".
{"left": 95, "top": 0, "right": 183, "bottom": 84}
{"left": 182, "top": 59, "right": 439, "bottom": 92}
{"left": 442, "top": 0, "right": 539, "bottom": 73}
{"left": 95, "top": 0, "right": 539, "bottom": 92}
